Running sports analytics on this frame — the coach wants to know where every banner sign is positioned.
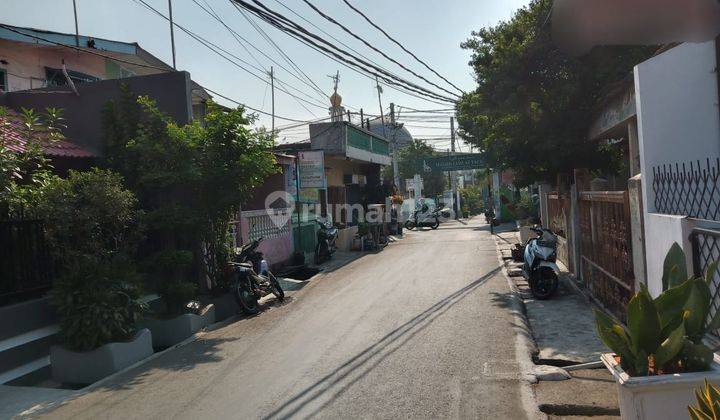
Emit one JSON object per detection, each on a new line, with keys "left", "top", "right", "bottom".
{"left": 416, "top": 154, "right": 485, "bottom": 172}
{"left": 298, "top": 151, "right": 325, "bottom": 188}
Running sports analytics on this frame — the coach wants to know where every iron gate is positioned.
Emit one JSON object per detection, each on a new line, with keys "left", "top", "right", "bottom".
{"left": 579, "top": 191, "right": 634, "bottom": 320}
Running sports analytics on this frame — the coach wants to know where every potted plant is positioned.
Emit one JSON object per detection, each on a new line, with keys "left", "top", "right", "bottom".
{"left": 38, "top": 169, "right": 153, "bottom": 385}
{"left": 688, "top": 380, "right": 720, "bottom": 419}
{"left": 596, "top": 243, "right": 720, "bottom": 419}
{"left": 139, "top": 274, "right": 215, "bottom": 350}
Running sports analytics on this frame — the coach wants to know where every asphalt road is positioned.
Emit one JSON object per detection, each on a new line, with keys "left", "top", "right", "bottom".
{"left": 39, "top": 217, "right": 537, "bottom": 419}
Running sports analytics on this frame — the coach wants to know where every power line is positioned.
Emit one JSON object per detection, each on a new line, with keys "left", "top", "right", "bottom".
{"left": 299, "top": 0, "right": 460, "bottom": 99}
{"left": 131, "top": 0, "right": 329, "bottom": 110}
{"left": 230, "top": 0, "right": 456, "bottom": 104}
{"left": 230, "top": 2, "right": 330, "bottom": 103}
{"left": 341, "top": 0, "right": 465, "bottom": 95}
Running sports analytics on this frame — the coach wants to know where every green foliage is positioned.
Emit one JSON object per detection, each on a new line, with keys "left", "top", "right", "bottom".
{"left": 514, "top": 192, "right": 539, "bottom": 221}
{"left": 158, "top": 278, "right": 197, "bottom": 316}
{"left": 395, "top": 140, "right": 447, "bottom": 197}
{"left": 102, "top": 91, "right": 277, "bottom": 299}
{"left": 51, "top": 257, "right": 145, "bottom": 352}
{"left": 459, "top": 185, "right": 484, "bottom": 216}
{"left": 595, "top": 243, "right": 719, "bottom": 376}
{"left": 0, "top": 106, "right": 66, "bottom": 215}
{"left": 38, "top": 169, "right": 145, "bottom": 351}
{"left": 689, "top": 380, "right": 720, "bottom": 420}
{"left": 456, "top": 0, "right": 656, "bottom": 185}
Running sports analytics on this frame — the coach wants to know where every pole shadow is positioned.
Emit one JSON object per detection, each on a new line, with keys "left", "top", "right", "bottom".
{"left": 262, "top": 266, "right": 502, "bottom": 419}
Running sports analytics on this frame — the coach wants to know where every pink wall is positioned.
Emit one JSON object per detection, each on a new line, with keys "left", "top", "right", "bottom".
{"left": 239, "top": 212, "right": 295, "bottom": 267}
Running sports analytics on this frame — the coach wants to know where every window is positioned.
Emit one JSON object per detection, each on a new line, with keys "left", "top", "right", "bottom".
{"left": 0, "top": 69, "right": 6, "bottom": 92}
{"left": 45, "top": 67, "right": 100, "bottom": 87}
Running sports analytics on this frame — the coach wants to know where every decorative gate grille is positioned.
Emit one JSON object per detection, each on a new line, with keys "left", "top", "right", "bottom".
{"left": 579, "top": 191, "right": 634, "bottom": 320}
{"left": 547, "top": 192, "right": 570, "bottom": 238}
{"left": 691, "top": 227, "right": 720, "bottom": 340}
{"left": 653, "top": 158, "right": 720, "bottom": 221}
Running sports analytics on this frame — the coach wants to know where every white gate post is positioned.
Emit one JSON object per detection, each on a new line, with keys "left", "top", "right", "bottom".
{"left": 538, "top": 183, "right": 552, "bottom": 228}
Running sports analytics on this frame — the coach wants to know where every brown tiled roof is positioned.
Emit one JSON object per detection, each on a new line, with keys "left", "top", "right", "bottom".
{"left": 0, "top": 109, "right": 95, "bottom": 158}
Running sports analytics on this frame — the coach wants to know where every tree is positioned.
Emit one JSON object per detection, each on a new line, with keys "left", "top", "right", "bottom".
{"left": 102, "top": 92, "right": 277, "bottom": 300}
{"left": 39, "top": 169, "right": 145, "bottom": 351}
{"left": 0, "top": 106, "right": 65, "bottom": 216}
{"left": 456, "top": 0, "right": 655, "bottom": 186}
{"left": 394, "top": 139, "right": 447, "bottom": 198}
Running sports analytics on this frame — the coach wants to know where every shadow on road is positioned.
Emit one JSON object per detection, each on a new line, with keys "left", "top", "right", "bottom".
{"left": 263, "top": 266, "right": 503, "bottom": 420}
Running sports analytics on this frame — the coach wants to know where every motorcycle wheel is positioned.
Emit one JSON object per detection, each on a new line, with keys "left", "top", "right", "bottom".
{"left": 430, "top": 218, "right": 440, "bottom": 229}
{"left": 314, "top": 243, "right": 322, "bottom": 265}
{"left": 404, "top": 220, "right": 416, "bottom": 230}
{"left": 268, "top": 271, "right": 285, "bottom": 302}
{"left": 530, "top": 267, "right": 558, "bottom": 300}
{"left": 234, "top": 278, "right": 260, "bottom": 315}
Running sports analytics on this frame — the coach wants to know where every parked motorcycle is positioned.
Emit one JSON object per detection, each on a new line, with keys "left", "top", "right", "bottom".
{"left": 404, "top": 204, "right": 440, "bottom": 230}
{"left": 229, "top": 237, "right": 284, "bottom": 315}
{"left": 484, "top": 208, "right": 496, "bottom": 225}
{"left": 521, "top": 227, "right": 560, "bottom": 299}
{"left": 315, "top": 219, "right": 338, "bottom": 264}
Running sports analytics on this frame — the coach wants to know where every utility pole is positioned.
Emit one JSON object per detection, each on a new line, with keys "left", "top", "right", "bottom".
{"left": 375, "top": 77, "right": 386, "bottom": 139}
{"left": 72, "top": 0, "right": 80, "bottom": 48}
{"left": 168, "top": 0, "right": 177, "bottom": 70}
{"left": 270, "top": 66, "right": 275, "bottom": 134}
{"left": 390, "top": 103, "right": 401, "bottom": 190}
{"left": 451, "top": 117, "right": 459, "bottom": 219}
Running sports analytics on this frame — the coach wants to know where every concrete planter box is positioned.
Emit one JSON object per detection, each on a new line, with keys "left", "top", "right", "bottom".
{"left": 203, "top": 294, "right": 239, "bottom": 322}
{"left": 50, "top": 328, "right": 153, "bottom": 385}
{"left": 336, "top": 226, "right": 359, "bottom": 251}
{"left": 602, "top": 353, "right": 720, "bottom": 419}
{"left": 519, "top": 226, "right": 535, "bottom": 244}
{"left": 139, "top": 304, "right": 215, "bottom": 350}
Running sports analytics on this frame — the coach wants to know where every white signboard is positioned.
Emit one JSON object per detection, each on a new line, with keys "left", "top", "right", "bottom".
{"left": 298, "top": 151, "right": 325, "bottom": 189}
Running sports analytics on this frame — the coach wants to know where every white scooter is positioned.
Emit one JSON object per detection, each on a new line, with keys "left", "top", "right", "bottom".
{"left": 522, "top": 227, "right": 560, "bottom": 299}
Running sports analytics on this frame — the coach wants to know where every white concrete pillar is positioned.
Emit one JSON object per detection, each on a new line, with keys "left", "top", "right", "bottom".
{"left": 538, "top": 183, "right": 552, "bottom": 229}
{"left": 628, "top": 174, "right": 647, "bottom": 291}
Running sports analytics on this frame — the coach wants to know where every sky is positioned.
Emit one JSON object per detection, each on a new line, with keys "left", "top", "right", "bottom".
{"left": 3, "top": 0, "right": 529, "bottom": 150}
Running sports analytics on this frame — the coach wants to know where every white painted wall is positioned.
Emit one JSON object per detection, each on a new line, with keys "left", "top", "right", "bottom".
{"left": 635, "top": 42, "right": 720, "bottom": 213}
{"left": 643, "top": 214, "right": 694, "bottom": 297}
{"left": 634, "top": 42, "right": 720, "bottom": 295}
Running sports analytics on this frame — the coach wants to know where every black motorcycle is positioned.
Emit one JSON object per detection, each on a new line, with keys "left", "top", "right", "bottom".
{"left": 315, "top": 219, "right": 338, "bottom": 264}
{"left": 404, "top": 204, "right": 440, "bottom": 230}
{"left": 229, "top": 238, "right": 284, "bottom": 315}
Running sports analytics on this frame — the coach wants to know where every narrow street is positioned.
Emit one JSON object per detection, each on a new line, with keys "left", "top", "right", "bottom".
{"left": 39, "top": 217, "right": 535, "bottom": 419}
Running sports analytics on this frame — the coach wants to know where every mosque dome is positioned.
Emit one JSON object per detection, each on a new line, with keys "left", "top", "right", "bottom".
{"left": 330, "top": 91, "right": 342, "bottom": 107}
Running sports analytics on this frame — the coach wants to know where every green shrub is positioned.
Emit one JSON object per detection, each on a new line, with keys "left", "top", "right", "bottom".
{"left": 39, "top": 169, "right": 145, "bottom": 351}
{"left": 595, "top": 243, "right": 719, "bottom": 376}
{"left": 51, "top": 257, "right": 145, "bottom": 352}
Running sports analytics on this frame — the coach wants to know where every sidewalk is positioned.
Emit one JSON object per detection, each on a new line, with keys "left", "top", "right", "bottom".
{"left": 1, "top": 236, "right": 406, "bottom": 418}
{"left": 493, "top": 227, "right": 620, "bottom": 419}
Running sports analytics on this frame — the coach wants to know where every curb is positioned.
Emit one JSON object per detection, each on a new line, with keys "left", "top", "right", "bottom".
{"left": 491, "top": 230, "right": 547, "bottom": 420}
{"left": 492, "top": 233, "right": 539, "bottom": 383}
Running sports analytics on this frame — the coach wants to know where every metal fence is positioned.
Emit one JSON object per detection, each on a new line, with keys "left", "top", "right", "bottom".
{"left": 653, "top": 158, "right": 720, "bottom": 221}
{"left": 691, "top": 227, "right": 720, "bottom": 340}
{"left": 579, "top": 191, "right": 634, "bottom": 320}
{"left": 0, "top": 219, "right": 54, "bottom": 304}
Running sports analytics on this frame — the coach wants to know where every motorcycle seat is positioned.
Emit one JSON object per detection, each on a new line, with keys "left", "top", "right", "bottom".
{"left": 229, "top": 262, "right": 253, "bottom": 269}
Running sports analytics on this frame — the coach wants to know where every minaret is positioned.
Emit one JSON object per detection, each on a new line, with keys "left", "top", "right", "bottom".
{"left": 328, "top": 71, "right": 345, "bottom": 122}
